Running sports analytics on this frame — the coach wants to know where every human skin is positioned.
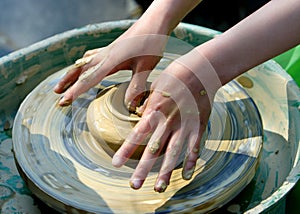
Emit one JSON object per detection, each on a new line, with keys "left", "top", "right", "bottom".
{"left": 54, "top": 0, "right": 202, "bottom": 107}
{"left": 54, "top": 0, "right": 300, "bottom": 192}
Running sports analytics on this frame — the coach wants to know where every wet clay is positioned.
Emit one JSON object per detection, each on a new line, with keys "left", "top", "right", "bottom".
{"left": 13, "top": 65, "right": 264, "bottom": 214}
{"left": 86, "top": 82, "right": 147, "bottom": 159}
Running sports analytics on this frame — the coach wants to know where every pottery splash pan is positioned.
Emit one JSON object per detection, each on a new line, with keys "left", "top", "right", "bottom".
{"left": 0, "top": 20, "right": 299, "bottom": 213}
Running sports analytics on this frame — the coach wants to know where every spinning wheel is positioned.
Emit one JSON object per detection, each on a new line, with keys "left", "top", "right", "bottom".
{"left": 13, "top": 54, "right": 263, "bottom": 213}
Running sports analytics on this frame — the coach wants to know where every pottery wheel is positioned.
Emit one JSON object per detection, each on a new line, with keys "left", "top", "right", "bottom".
{"left": 12, "top": 55, "right": 263, "bottom": 213}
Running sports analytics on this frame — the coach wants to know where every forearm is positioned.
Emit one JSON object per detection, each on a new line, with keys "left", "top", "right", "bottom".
{"left": 198, "top": 0, "right": 300, "bottom": 85}
{"left": 126, "top": 0, "right": 202, "bottom": 35}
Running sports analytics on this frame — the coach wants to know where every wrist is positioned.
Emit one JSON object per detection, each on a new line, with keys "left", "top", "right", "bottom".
{"left": 167, "top": 49, "right": 222, "bottom": 102}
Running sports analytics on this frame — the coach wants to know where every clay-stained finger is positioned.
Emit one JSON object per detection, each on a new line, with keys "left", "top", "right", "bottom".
{"left": 112, "top": 116, "right": 153, "bottom": 167}
{"left": 53, "top": 67, "right": 83, "bottom": 94}
{"left": 55, "top": 47, "right": 107, "bottom": 97}
{"left": 54, "top": 54, "right": 97, "bottom": 94}
{"left": 125, "top": 70, "right": 151, "bottom": 112}
{"left": 128, "top": 112, "right": 171, "bottom": 190}
{"left": 135, "top": 97, "right": 148, "bottom": 116}
{"left": 182, "top": 127, "right": 205, "bottom": 180}
{"left": 129, "top": 127, "right": 170, "bottom": 190}
{"left": 83, "top": 47, "right": 103, "bottom": 58}
{"left": 145, "top": 112, "right": 168, "bottom": 155}
{"left": 58, "top": 56, "right": 111, "bottom": 106}
{"left": 74, "top": 55, "right": 95, "bottom": 68}
{"left": 154, "top": 130, "right": 185, "bottom": 193}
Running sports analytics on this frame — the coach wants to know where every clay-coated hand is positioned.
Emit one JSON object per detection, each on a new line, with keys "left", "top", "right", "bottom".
{"left": 112, "top": 57, "right": 217, "bottom": 192}
{"left": 54, "top": 33, "right": 168, "bottom": 110}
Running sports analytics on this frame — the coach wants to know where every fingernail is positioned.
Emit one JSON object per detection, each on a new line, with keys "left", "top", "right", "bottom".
{"left": 182, "top": 165, "right": 195, "bottom": 180}
{"left": 129, "top": 179, "right": 143, "bottom": 190}
{"left": 112, "top": 155, "right": 127, "bottom": 168}
{"left": 58, "top": 97, "right": 72, "bottom": 107}
{"left": 154, "top": 180, "right": 168, "bottom": 193}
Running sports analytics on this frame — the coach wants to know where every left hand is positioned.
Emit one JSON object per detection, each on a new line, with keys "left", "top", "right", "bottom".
{"left": 112, "top": 55, "right": 217, "bottom": 192}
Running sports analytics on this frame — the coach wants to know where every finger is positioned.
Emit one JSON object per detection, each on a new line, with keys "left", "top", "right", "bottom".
{"left": 130, "top": 120, "right": 171, "bottom": 190}
{"left": 53, "top": 66, "right": 83, "bottom": 94}
{"left": 154, "top": 129, "right": 185, "bottom": 192}
{"left": 182, "top": 125, "right": 206, "bottom": 180}
{"left": 83, "top": 48, "right": 103, "bottom": 57}
{"left": 135, "top": 97, "right": 148, "bottom": 116}
{"left": 112, "top": 115, "right": 153, "bottom": 167}
{"left": 125, "top": 70, "right": 151, "bottom": 112}
{"left": 146, "top": 111, "right": 168, "bottom": 155}
{"left": 126, "top": 110, "right": 167, "bottom": 189}
{"left": 58, "top": 56, "right": 112, "bottom": 106}
{"left": 54, "top": 53, "right": 98, "bottom": 94}
{"left": 55, "top": 47, "right": 109, "bottom": 100}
